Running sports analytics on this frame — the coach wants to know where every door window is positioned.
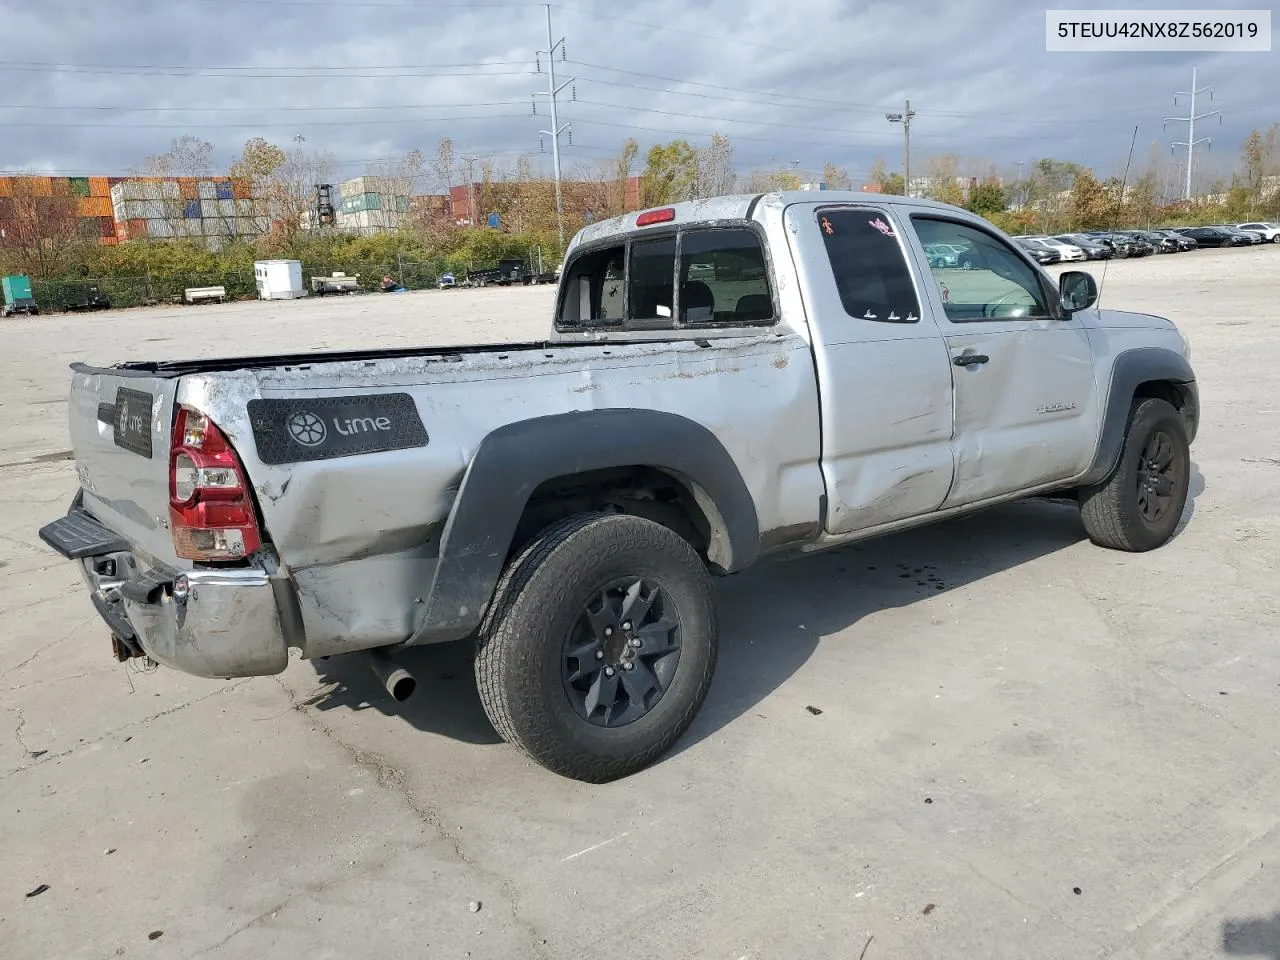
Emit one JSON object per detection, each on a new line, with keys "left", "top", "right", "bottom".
{"left": 817, "top": 208, "right": 920, "bottom": 323}
{"left": 912, "top": 217, "right": 1051, "bottom": 322}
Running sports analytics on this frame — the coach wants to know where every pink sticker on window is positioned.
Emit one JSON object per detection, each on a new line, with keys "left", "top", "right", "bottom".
{"left": 868, "top": 217, "right": 895, "bottom": 237}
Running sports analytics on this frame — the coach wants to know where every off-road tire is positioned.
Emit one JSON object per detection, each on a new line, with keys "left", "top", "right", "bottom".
{"left": 475, "top": 512, "right": 718, "bottom": 782}
{"left": 1079, "top": 397, "right": 1190, "bottom": 551}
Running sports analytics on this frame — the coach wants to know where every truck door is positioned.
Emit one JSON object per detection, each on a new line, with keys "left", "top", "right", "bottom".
{"left": 784, "top": 203, "right": 956, "bottom": 534}
{"left": 906, "top": 215, "right": 1100, "bottom": 507}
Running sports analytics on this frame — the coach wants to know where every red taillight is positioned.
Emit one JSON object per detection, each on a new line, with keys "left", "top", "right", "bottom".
{"left": 169, "top": 407, "right": 262, "bottom": 561}
{"left": 636, "top": 207, "right": 675, "bottom": 226}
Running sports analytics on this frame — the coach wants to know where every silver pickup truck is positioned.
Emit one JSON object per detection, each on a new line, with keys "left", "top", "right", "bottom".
{"left": 41, "top": 192, "right": 1198, "bottom": 781}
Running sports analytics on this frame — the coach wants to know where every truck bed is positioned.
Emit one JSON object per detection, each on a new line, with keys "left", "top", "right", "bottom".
{"left": 72, "top": 340, "right": 569, "bottom": 378}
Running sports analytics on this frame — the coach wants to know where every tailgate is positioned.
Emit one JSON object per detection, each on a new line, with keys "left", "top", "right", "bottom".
{"left": 68, "top": 367, "right": 183, "bottom": 566}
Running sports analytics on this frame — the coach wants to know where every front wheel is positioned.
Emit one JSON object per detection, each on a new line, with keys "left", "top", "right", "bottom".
{"left": 475, "top": 513, "right": 718, "bottom": 782}
{"left": 1078, "top": 398, "right": 1190, "bottom": 551}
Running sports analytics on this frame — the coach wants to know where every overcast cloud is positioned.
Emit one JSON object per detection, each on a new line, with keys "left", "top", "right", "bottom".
{"left": 2, "top": 0, "right": 1276, "bottom": 189}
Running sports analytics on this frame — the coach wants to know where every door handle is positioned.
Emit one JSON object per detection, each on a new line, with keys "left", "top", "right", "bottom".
{"left": 953, "top": 353, "right": 989, "bottom": 367}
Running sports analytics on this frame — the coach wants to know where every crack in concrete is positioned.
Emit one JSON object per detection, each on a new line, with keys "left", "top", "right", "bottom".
{"left": 271, "top": 677, "right": 551, "bottom": 959}
{"left": 0, "top": 680, "right": 254, "bottom": 779}
{"left": 0, "top": 615, "right": 94, "bottom": 678}
{"left": 0, "top": 669, "right": 115, "bottom": 695}
{"left": 9, "top": 704, "right": 33, "bottom": 754}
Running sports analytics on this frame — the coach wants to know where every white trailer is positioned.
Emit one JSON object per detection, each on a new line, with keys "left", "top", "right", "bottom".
{"left": 253, "top": 260, "right": 304, "bottom": 300}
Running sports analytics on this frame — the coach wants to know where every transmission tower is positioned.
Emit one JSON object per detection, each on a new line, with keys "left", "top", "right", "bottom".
{"left": 532, "top": 3, "right": 574, "bottom": 254}
{"left": 1163, "top": 67, "right": 1222, "bottom": 201}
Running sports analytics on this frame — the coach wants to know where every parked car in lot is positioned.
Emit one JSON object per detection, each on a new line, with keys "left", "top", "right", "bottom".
{"left": 1052, "top": 235, "right": 1112, "bottom": 260}
{"left": 1092, "top": 232, "right": 1154, "bottom": 257}
{"left": 1214, "top": 225, "right": 1263, "bottom": 244}
{"left": 1020, "top": 236, "right": 1086, "bottom": 262}
{"left": 1013, "top": 237, "right": 1062, "bottom": 265}
{"left": 1176, "top": 226, "right": 1250, "bottom": 248}
{"left": 924, "top": 242, "right": 964, "bottom": 267}
{"left": 1153, "top": 229, "right": 1198, "bottom": 251}
{"left": 1236, "top": 222, "right": 1280, "bottom": 243}
{"left": 39, "top": 192, "right": 1200, "bottom": 781}
{"left": 1125, "top": 230, "right": 1180, "bottom": 254}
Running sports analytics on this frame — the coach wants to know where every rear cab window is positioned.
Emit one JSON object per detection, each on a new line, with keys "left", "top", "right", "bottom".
{"left": 556, "top": 225, "right": 774, "bottom": 332}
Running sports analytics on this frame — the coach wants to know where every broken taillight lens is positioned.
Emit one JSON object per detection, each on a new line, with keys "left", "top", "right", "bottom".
{"left": 169, "top": 407, "right": 262, "bottom": 561}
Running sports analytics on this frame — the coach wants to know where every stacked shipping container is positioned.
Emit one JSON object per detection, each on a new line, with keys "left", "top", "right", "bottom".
{"left": 0, "top": 175, "right": 122, "bottom": 244}
{"left": 0, "top": 175, "right": 257, "bottom": 246}
{"left": 110, "top": 177, "right": 257, "bottom": 242}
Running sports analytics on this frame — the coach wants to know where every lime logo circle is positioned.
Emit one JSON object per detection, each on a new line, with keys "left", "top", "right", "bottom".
{"left": 287, "top": 411, "right": 326, "bottom": 447}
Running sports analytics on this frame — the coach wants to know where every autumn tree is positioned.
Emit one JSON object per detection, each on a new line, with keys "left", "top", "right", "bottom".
{"left": 1069, "top": 170, "right": 1113, "bottom": 231}
{"left": 965, "top": 179, "right": 1005, "bottom": 217}
{"left": 641, "top": 140, "right": 698, "bottom": 206}
{"left": 692, "top": 133, "right": 735, "bottom": 199}
{"left": 613, "top": 138, "right": 640, "bottom": 213}
{"left": 0, "top": 176, "right": 84, "bottom": 278}
{"left": 228, "top": 138, "right": 334, "bottom": 245}
{"left": 431, "top": 138, "right": 458, "bottom": 197}
{"left": 867, "top": 158, "right": 903, "bottom": 194}
{"left": 229, "top": 137, "right": 287, "bottom": 236}
{"left": 822, "top": 162, "right": 852, "bottom": 191}
{"left": 738, "top": 168, "right": 803, "bottom": 192}
{"left": 1240, "top": 124, "right": 1279, "bottom": 215}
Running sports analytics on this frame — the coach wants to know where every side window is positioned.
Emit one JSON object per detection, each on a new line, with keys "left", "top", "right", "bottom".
{"left": 628, "top": 237, "right": 676, "bottom": 323}
{"left": 817, "top": 208, "right": 920, "bottom": 323}
{"left": 678, "top": 228, "right": 774, "bottom": 325}
{"left": 557, "top": 244, "right": 625, "bottom": 328}
{"left": 912, "top": 217, "right": 1050, "bottom": 322}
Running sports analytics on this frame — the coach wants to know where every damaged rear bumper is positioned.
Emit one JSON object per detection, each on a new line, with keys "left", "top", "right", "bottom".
{"left": 40, "top": 504, "right": 289, "bottom": 678}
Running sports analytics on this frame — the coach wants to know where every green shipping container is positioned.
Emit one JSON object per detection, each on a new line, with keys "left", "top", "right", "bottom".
{"left": 3, "top": 274, "right": 34, "bottom": 305}
{"left": 69, "top": 177, "right": 91, "bottom": 197}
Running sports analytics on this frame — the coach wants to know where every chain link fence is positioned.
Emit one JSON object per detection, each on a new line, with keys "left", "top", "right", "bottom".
{"left": 19, "top": 251, "right": 559, "bottom": 314}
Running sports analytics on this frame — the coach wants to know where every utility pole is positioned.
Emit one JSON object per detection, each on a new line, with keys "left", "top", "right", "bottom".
{"left": 533, "top": 3, "right": 573, "bottom": 254}
{"left": 461, "top": 156, "right": 479, "bottom": 226}
{"left": 885, "top": 100, "right": 915, "bottom": 196}
{"left": 1164, "top": 67, "right": 1221, "bottom": 201}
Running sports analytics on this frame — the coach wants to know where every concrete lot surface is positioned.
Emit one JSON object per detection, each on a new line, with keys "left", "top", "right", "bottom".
{"left": 2, "top": 249, "right": 1279, "bottom": 959}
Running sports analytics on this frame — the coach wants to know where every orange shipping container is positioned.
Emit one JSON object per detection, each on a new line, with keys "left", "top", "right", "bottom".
{"left": 178, "top": 177, "right": 198, "bottom": 200}
{"left": 231, "top": 178, "right": 252, "bottom": 200}
{"left": 89, "top": 176, "right": 110, "bottom": 197}
{"left": 125, "top": 218, "right": 148, "bottom": 238}
{"left": 100, "top": 235, "right": 119, "bottom": 246}
{"left": 15, "top": 176, "right": 52, "bottom": 197}
{"left": 76, "top": 196, "right": 113, "bottom": 217}
{"left": 0, "top": 178, "right": 11, "bottom": 197}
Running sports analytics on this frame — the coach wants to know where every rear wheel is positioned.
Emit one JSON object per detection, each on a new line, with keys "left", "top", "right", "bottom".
{"left": 475, "top": 513, "right": 718, "bottom": 782}
{"left": 1078, "top": 398, "right": 1190, "bottom": 551}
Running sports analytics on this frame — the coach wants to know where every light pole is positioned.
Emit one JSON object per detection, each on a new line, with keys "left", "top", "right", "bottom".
{"left": 885, "top": 100, "right": 915, "bottom": 196}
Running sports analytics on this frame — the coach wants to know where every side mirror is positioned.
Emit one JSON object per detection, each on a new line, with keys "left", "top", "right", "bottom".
{"left": 1059, "top": 270, "right": 1098, "bottom": 313}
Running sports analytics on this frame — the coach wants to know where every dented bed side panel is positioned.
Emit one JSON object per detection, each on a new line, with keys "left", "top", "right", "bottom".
{"left": 179, "top": 334, "right": 824, "bottom": 658}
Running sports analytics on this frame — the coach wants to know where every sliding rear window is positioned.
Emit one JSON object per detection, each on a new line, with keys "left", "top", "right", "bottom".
{"left": 557, "top": 225, "right": 775, "bottom": 331}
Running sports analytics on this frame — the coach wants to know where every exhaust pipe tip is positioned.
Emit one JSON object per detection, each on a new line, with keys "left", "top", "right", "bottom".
{"left": 368, "top": 648, "right": 417, "bottom": 703}
{"left": 387, "top": 672, "right": 417, "bottom": 702}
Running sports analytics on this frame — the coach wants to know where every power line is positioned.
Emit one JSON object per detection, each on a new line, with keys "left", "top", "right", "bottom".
{"left": 0, "top": 113, "right": 535, "bottom": 129}
{"left": 0, "top": 100, "right": 531, "bottom": 113}
{"left": 0, "top": 65, "right": 535, "bottom": 78}
{"left": 0, "top": 59, "right": 532, "bottom": 71}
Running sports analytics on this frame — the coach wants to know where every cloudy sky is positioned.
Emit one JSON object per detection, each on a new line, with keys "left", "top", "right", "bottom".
{"left": 2, "top": 0, "right": 1276, "bottom": 191}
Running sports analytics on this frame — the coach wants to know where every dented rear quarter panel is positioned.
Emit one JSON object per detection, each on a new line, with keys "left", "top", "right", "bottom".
{"left": 180, "top": 331, "right": 823, "bottom": 659}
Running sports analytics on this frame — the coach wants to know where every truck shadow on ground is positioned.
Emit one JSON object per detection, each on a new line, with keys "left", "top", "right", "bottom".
{"left": 303, "top": 470, "right": 1204, "bottom": 752}
{"left": 1223, "top": 912, "right": 1280, "bottom": 958}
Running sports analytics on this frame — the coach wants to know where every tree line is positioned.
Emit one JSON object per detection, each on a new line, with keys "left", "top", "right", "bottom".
{"left": 2, "top": 124, "right": 1276, "bottom": 295}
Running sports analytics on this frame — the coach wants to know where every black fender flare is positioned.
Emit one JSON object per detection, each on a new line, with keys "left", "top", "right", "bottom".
{"left": 411, "top": 409, "right": 760, "bottom": 643}
{"left": 1080, "top": 347, "right": 1198, "bottom": 486}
